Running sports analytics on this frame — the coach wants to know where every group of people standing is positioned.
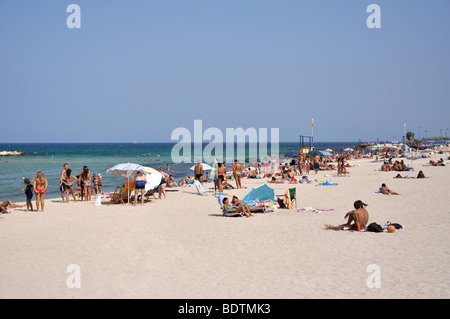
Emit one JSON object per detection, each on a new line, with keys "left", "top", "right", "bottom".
{"left": 59, "top": 163, "right": 103, "bottom": 203}
{"left": 192, "top": 159, "right": 244, "bottom": 194}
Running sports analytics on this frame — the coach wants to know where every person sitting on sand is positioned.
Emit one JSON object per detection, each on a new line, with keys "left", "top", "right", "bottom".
{"left": 166, "top": 175, "right": 177, "bottom": 187}
{"left": 0, "top": 199, "right": 25, "bottom": 214}
{"left": 222, "top": 197, "right": 252, "bottom": 217}
{"left": 324, "top": 200, "right": 369, "bottom": 231}
{"left": 379, "top": 183, "right": 400, "bottom": 195}
{"left": 417, "top": 171, "right": 426, "bottom": 178}
{"left": 400, "top": 160, "right": 406, "bottom": 171}
{"left": 381, "top": 162, "right": 391, "bottom": 172}
{"left": 392, "top": 161, "right": 400, "bottom": 171}
{"left": 222, "top": 178, "right": 235, "bottom": 189}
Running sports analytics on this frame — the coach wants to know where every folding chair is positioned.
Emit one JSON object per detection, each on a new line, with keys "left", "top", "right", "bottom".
{"left": 284, "top": 187, "right": 297, "bottom": 210}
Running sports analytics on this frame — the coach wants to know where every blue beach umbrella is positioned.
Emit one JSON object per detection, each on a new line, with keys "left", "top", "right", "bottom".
{"left": 242, "top": 184, "right": 275, "bottom": 205}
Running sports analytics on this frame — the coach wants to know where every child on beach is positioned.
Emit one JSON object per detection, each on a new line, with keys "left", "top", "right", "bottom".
{"left": 24, "top": 178, "right": 33, "bottom": 211}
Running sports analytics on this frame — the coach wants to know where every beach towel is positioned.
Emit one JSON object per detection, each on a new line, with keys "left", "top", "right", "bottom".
{"left": 300, "top": 207, "right": 336, "bottom": 214}
{"left": 315, "top": 180, "right": 338, "bottom": 186}
{"left": 342, "top": 225, "right": 367, "bottom": 232}
{"left": 194, "top": 180, "right": 204, "bottom": 195}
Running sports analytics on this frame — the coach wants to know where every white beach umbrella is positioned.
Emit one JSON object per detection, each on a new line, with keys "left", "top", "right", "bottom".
{"left": 190, "top": 163, "right": 213, "bottom": 171}
{"left": 107, "top": 162, "right": 146, "bottom": 178}
{"left": 107, "top": 163, "right": 146, "bottom": 203}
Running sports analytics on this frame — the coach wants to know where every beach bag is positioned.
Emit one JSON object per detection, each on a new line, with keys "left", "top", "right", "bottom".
{"left": 386, "top": 221, "right": 403, "bottom": 229}
{"left": 277, "top": 197, "right": 286, "bottom": 208}
{"left": 367, "top": 222, "right": 383, "bottom": 233}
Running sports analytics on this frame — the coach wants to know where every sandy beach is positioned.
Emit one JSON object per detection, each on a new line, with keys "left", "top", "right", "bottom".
{"left": 1, "top": 153, "right": 449, "bottom": 299}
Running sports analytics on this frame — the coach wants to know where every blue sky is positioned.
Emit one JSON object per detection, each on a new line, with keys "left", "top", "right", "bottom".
{"left": 0, "top": 0, "right": 449, "bottom": 143}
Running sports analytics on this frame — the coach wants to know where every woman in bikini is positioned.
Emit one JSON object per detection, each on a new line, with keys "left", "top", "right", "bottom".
{"left": 222, "top": 197, "right": 252, "bottom": 217}
{"left": 231, "top": 196, "right": 253, "bottom": 216}
{"left": 92, "top": 174, "right": 99, "bottom": 195}
{"left": 81, "top": 166, "right": 91, "bottom": 201}
{"left": 232, "top": 160, "right": 243, "bottom": 189}
{"left": 97, "top": 174, "right": 103, "bottom": 194}
{"left": 33, "top": 171, "right": 48, "bottom": 212}
{"left": 60, "top": 169, "right": 77, "bottom": 202}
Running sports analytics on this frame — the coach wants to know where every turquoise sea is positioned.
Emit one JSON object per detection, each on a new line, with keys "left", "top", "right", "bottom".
{"left": 0, "top": 142, "right": 357, "bottom": 202}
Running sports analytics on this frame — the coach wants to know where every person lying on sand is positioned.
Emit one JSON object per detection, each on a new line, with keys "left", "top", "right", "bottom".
{"left": 379, "top": 183, "right": 400, "bottom": 195}
{"left": 324, "top": 200, "right": 369, "bottom": 231}
{"left": 222, "top": 197, "right": 253, "bottom": 217}
{"left": 0, "top": 200, "right": 25, "bottom": 214}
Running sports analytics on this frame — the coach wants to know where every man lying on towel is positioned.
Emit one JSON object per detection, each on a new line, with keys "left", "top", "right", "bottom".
{"left": 324, "top": 200, "right": 369, "bottom": 231}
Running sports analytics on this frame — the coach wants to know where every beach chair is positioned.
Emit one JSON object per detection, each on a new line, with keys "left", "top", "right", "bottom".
{"left": 144, "top": 188, "right": 157, "bottom": 201}
{"left": 217, "top": 196, "right": 244, "bottom": 217}
{"left": 110, "top": 181, "right": 135, "bottom": 204}
{"left": 284, "top": 187, "right": 297, "bottom": 210}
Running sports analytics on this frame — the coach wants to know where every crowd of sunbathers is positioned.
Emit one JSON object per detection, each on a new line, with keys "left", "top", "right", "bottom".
{"left": 380, "top": 159, "right": 411, "bottom": 172}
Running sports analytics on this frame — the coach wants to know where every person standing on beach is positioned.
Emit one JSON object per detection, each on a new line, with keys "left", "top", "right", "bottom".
{"left": 81, "top": 166, "right": 91, "bottom": 201}
{"left": 313, "top": 155, "right": 321, "bottom": 174}
{"left": 194, "top": 160, "right": 204, "bottom": 184}
{"left": 24, "top": 178, "right": 33, "bottom": 211}
{"left": 61, "top": 169, "right": 77, "bottom": 202}
{"left": 297, "top": 155, "right": 303, "bottom": 176}
{"left": 216, "top": 163, "right": 225, "bottom": 194}
{"left": 97, "top": 174, "right": 103, "bottom": 194}
{"left": 60, "top": 163, "right": 69, "bottom": 202}
{"left": 33, "top": 171, "right": 48, "bottom": 212}
{"left": 134, "top": 171, "right": 147, "bottom": 205}
{"left": 157, "top": 167, "right": 169, "bottom": 199}
{"left": 232, "top": 160, "right": 243, "bottom": 189}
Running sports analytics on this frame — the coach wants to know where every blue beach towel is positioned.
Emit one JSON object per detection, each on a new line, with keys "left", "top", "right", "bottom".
{"left": 315, "top": 180, "right": 338, "bottom": 186}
